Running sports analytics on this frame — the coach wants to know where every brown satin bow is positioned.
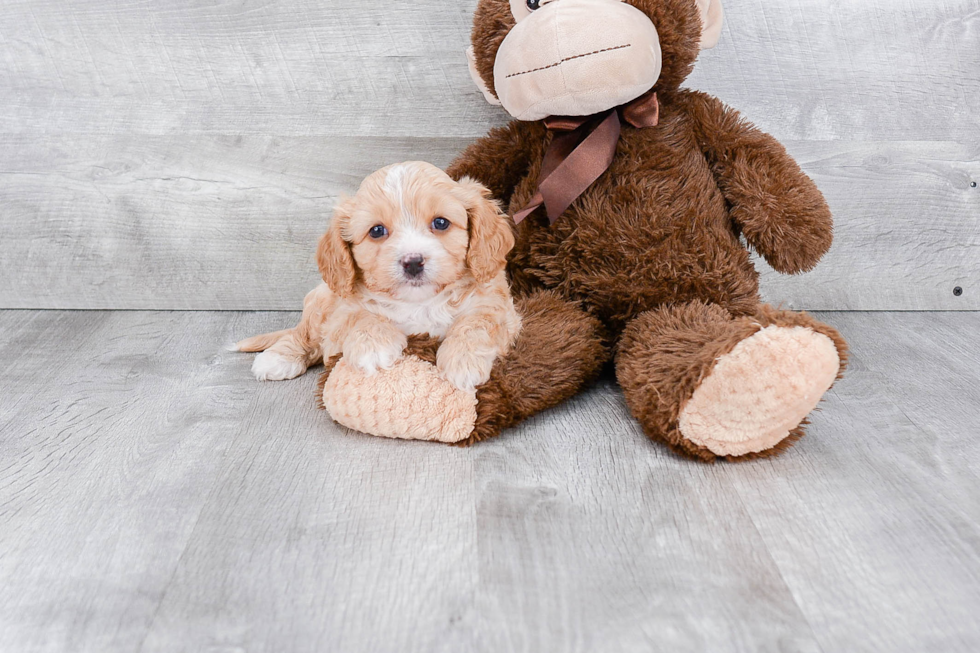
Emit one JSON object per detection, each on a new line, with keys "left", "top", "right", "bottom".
{"left": 513, "top": 90, "right": 661, "bottom": 225}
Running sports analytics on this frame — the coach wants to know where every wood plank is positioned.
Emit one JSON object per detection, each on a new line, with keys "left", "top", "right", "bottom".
{"left": 139, "top": 410, "right": 482, "bottom": 653}
{"left": 0, "top": 311, "right": 310, "bottom": 652}
{"left": 0, "top": 0, "right": 977, "bottom": 310}
{"left": 467, "top": 385, "right": 823, "bottom": 652}
{"left": 1, "top": 310, "right": 980, "bottom": 651}
{"left": 688, "top": 0, "right": 980, "bottom": 142}
{"left": 0, "top": 0, "right": 490, "bottom": 138}
{"left": 1, "top": 136, "right": 975, "bottom": 310}
{"left": 0, "top": 134, "right": 469, "bottom": 310}
{"left": 724, "top": 311, "right": 980, "bottom": 652}
{"left": 0, "top": 311, "right": 110, "bottom": 428}
{"left": 2, "top": 0, "right": 976, "bottom": 141}
{"left": 759, "top": 141, "right": 980, "bottom": 311}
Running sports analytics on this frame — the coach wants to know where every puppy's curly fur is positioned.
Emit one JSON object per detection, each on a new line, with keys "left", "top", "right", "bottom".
{"left": 238, "top": 161, "right": 521, "bottom": 393}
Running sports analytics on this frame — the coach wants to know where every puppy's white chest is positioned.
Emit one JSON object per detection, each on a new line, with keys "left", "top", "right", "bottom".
{"left": 372, "top": 294, "right": 458, "bottom": 338}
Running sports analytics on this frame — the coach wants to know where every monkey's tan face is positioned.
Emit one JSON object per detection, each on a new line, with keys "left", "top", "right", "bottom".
{"left": 470, "top": 0, "right": 724, "bottom": 121}
{"left": 495, "top": 0, "right": 662, "bottom": 120}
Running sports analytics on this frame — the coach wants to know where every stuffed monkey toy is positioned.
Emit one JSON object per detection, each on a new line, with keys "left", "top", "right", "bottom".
{"left": 320, "top": 0, "right": 847, "bottom": 461}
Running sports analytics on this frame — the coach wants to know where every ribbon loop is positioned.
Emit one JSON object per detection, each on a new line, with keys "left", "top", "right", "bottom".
{"left": 513, "top": 92, "right": 659, "bottom": 225}
{"left": 621, "top": 89, "right": 660, "bottom": 129}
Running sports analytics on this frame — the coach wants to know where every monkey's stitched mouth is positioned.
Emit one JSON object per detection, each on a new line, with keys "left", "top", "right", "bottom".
{"left": 505, "top": 43, "right": 632, "bottom": 79}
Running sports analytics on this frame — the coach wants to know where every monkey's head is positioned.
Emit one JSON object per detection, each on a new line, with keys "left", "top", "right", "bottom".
{"left": 467, "top": 0, "right": 723, "bottom": 120}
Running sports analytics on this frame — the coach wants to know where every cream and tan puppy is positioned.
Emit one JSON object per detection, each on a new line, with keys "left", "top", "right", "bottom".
{"left": 236, "top": 161, "right": 521, "bottom": 392}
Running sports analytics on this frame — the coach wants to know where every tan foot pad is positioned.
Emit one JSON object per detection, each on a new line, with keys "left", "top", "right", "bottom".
{"left": 678, "top": 326, "right": 840, "bottom": 457}
{"left": 322, "top": 356, "right": 477, "bottom": 444}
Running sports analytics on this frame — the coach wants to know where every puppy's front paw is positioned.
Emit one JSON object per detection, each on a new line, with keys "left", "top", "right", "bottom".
{"left": 346, "top": 336, "right": 406, "bottom": 375}
{"left": 253, "top": 350, "right": 308, "bottom": 381}
{"left": 437, "top": 345, "right": 493, "bottom": 393}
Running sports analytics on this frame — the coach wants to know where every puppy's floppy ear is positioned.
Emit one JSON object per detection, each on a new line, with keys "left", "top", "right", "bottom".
{"left": 317, "top": 201, "right": 357, "bottom": 298}
{"left": 456, "top": 177, "right": 514, "bottom": 284}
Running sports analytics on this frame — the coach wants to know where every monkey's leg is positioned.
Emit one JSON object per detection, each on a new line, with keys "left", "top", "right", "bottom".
{"left": 616, "top": 301, "right": 847, "bottom": 461}
{"left": 464, "top": 290, "right": 608, "bottom": 444}
{"left": 319, "top": 290, "right": 608, "bottom": 444}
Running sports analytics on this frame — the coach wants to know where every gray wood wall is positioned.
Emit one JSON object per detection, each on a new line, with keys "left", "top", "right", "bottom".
{"left": 1, "top": 0, "right": 978, "bottom": 311}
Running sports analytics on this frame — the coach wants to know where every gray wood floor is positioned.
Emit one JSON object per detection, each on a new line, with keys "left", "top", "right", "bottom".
{"left": 1, "top": 310, "right": 979, "bottom": 652}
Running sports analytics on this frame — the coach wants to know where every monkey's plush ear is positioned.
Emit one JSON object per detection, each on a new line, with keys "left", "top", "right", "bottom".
{"left": 317, "top": 203, "right": 357, "bottom": 298}
{"left": 467, "top": 46, "right": 502, "bottom": 106}
{"left": 695, "top": 0, "right": 724, "bottom": 50}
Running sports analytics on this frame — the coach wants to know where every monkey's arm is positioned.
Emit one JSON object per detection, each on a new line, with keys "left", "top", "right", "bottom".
{"left": 447, "top": 120, "right": 542, "bottom": 209}
{"left": 683, "top": 90, "right": 833, "bottom": 274}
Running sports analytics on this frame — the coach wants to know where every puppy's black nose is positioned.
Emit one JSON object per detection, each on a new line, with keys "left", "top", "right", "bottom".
{"left": 401, "top": 255, "right": 425, "bottom": 278}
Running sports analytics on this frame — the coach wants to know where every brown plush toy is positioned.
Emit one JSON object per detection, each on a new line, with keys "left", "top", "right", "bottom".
{"left": 319, "top": 0, "right": 847, "bottom": 461}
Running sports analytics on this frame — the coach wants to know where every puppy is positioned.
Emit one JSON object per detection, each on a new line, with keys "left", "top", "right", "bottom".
{"left": 236, "top": 161, "right": 521, "bottom": 392}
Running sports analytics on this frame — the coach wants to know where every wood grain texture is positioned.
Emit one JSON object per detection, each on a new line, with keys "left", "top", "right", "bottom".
{"left": 0, "top": 309, "right": 979, "bottom": 652}
{"left": 0, "top": 311, "right": 269, "bottom": 651}
{"left": 760, "top": 140, "right": 980, "bottom": 310}
{"left": 723, "top": 311, "right": 980, "bottom": 652}
{"left": 0, "top": 0, "right": 978, "bottom": 310}
{"left": 0, "top": 134, "right": 470, "bottom": 310}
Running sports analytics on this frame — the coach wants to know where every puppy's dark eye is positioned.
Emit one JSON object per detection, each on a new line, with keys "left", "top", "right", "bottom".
{"left": 526, "top": 0, "right": 541, "bottom": 9}
{"left": 368, "top": 225, "right": 388, "bottom": 239}
{"left": 431, "top": 217, "right": 451, "bottom": 231}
